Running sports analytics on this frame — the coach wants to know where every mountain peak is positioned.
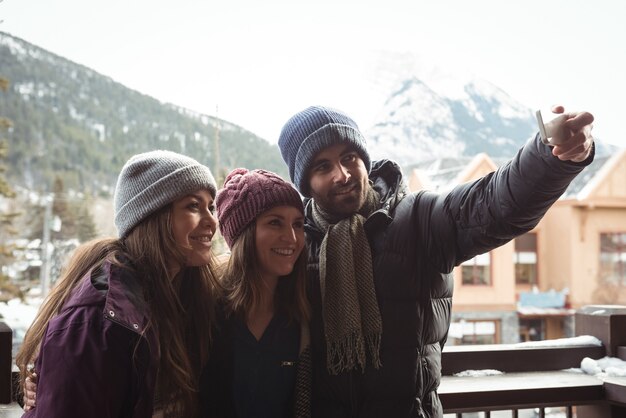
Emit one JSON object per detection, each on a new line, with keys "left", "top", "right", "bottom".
{"left": 365, "top": 72, "right": 536, "bottom": 167}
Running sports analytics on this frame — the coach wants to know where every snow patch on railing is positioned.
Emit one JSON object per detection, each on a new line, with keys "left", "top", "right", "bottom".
{"left": 514, "top": 335, "right": 602, "bottom": 348}
{"left": 581, "top": 357, "right": 626, "bottom": 378}
{"left": 453, "top": 369, "right": 504, "bottom": 377}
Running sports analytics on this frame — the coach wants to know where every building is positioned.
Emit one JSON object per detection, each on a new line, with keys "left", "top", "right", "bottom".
{"left": 407, "top": 147, "right": 626, "bottom": 345}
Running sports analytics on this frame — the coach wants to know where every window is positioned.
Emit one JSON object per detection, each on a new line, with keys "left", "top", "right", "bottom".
{"left": 514, "top": 233, "right": 538, "bottom": 285}
{"left": 461, "top": 252, "right": 491, "bottom": 285}
{"left": 600, "top": 232, "right": 626, "bottom": 285}
{"left": 519, "top": 318, "right": 545, "bottom": 342}
{"left": 448, "top": 319, "right": 500, "bottom": 345}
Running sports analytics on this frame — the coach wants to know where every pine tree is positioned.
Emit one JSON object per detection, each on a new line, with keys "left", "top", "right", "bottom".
{"left": 48, "top": 176, "right": 98, "bottom": 242}
{"left": 26, "top": 200, "right": 45, "bottom": 241}
{"left": 0, "top": 77, "right": 13, "bottom": 199}
{"left": 0, "top": 76, "right": 23, "bottom": 301}
{"left": 51, "top": 176, "right": 76, "bottom": 240}
{"left": 76, "top": 195, "right": 98, "bottom": 242}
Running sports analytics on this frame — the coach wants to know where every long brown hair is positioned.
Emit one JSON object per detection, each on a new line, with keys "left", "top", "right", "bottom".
{"left": 220, "top": 222, "right": 310, "bottom": 325}
{"left": 16, "top": 203, "right": 219, "bottom": 417}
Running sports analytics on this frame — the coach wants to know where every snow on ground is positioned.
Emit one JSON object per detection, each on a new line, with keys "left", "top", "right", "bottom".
{"left": 0, "top": 297, "right": 42, "bottom": 360}
{"left": 0, "top": 298, "right": 40, "bottom": 332}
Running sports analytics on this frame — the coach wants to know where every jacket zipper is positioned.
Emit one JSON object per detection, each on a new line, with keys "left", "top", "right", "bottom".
{"left": 416, "top": 315, "right": 427, "bottom": 417}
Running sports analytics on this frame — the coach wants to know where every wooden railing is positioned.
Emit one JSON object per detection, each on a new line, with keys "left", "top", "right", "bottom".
{"left": 441, "top": 305, "right": 626, "bottom": 417}
{"left": 0, "top": 322, "right": 11, "bottom": 405}
{"left": 440, "top": 346, "right": 607, "bottom": 415}
{"left": 2, "top": 305, "right": 626, "bottom": 417}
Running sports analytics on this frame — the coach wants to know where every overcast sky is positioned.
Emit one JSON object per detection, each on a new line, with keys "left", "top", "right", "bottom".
{"left": 1, "top": 0, "right": 624, "bottom": 148}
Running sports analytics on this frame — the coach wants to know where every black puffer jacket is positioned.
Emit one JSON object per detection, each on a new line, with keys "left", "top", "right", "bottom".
{"left": 304, "top": 134, "right": 593, "bottom": 418}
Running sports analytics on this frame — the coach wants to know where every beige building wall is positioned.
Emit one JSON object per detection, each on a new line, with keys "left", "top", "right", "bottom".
{"left": 452, "top": 243, "right": 517, "bottom": 311}
{"left": 575, "top": 206, "right": 626, "bottom": 306}
{"left": 411, "top": 149, "right": 626, "bottom": 320}
{"left": 517, "top": 150, "right": 626, "bottom": 308}
{"left": 537, "top": 204, "right": 576, "bottom": 293}
{"left": 557, "top": 149, "right": 626, "bottom": 307}
{"left": 448, "top": 154, "right": 518, "bottom": 312}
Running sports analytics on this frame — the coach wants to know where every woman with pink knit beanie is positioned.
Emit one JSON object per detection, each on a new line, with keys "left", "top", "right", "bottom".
{"left": 200, "top": 168, "right": 311, "bottom": 418}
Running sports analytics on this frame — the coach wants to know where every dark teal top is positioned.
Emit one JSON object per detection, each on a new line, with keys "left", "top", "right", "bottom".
{"left": 199, "top": 308, "right": 300, "bottom": 418}
{"left": 232, "top": 313, "right": 299, "bottom": 418}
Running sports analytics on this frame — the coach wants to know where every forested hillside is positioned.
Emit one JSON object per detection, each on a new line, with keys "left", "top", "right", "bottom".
{"left": 0, "top": 31, "right": 287, "bottom": 195}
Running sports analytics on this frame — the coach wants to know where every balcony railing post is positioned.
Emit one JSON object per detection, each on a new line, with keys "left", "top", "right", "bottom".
{"left": 575, "top": 305, "right": 626, "bottom": 417}
{"left": 0, "top": 322, "right": 12, "bottom": 404}
{"left": 575, "top": 305, "right": 626, "bottom": 357}
{"left": 576, "top": 405, "right": 624, "bottom": 418}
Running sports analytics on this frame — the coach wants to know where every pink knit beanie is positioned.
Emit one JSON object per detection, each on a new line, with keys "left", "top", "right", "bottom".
{"left": 216, "top": 168, "right": 304, "bottom": 248}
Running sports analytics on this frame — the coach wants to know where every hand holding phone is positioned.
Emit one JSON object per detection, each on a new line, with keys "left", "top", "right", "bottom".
{"left": 535, "top": 110, "right": 567, "bottom": 146}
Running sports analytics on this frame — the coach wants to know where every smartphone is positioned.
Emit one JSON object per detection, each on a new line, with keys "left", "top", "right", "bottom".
{"left": 535, "top": 110, "right": 551, "bottom": 145}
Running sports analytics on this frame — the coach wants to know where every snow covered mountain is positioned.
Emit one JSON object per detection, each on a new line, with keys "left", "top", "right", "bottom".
{"left": 361, "top": 50, "right": 615, "bottom": 167}
{"left": 365, "top": 75, "right": 537, "bottom": 166}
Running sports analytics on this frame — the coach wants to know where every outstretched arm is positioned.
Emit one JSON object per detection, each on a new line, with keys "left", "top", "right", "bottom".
{"left": 430, "top": 106, "right": 595, "bottom": 267}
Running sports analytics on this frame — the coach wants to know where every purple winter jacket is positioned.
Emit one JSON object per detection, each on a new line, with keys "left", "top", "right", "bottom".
{"left": 23, "top": 260, "right": 159, "bottom": 418}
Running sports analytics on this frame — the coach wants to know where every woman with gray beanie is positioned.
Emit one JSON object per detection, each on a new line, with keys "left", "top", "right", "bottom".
{"left": 17, "top": 150, "right": 220, "bottom": 418}
{"left": 200, "top": 168, "right": 311, "bottom": 418}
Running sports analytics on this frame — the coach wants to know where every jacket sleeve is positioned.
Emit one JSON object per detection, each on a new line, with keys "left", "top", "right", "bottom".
{"left": 425, "top": 133, "right": 594, "bottom": 271}
{"left": 23, "top": 313, "right": 140, "bottom": 418}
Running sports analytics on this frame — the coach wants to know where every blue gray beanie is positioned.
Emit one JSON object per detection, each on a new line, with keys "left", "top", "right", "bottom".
{"left": 277, "top": 106, "right": 371, "bottom": 197}
{"left": 114, "top": 150, "right": 217, "bottom": 238}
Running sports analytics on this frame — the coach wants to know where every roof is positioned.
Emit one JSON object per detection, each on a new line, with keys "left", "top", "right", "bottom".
{"left": 406, "top": 156, "right": 505, "bottom": 192}
{"left": 517, "top": 307, "right": 576, "bottom": 317}
{"left": 561, "top": 154, "right": 612, "bottom": 199}
{"left": 406, "top": 149, "right": 616, "bottom": 199}
{"left": 518, "top": 290, "right": 567, "bottom": 308}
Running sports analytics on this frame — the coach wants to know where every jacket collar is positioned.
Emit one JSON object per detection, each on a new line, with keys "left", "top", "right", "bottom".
{"left": 369, "top": 159, "right": 408, "bottom": 213}
{"left": 102, "top": 261, "right": 150, "bottom": 334}
{"left": 64, "top": 260, "right": 150, "bottom": 335}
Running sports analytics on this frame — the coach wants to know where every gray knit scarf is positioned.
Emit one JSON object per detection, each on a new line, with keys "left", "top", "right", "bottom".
{"left": 294, "top": 323, "right": 311, "bottom": 418}
{"left": 311, "top": 184, "right": 383, "bottom": 375}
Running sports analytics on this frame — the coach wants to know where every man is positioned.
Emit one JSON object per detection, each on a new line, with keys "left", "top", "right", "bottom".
{"left": 277, "top": 105, "right": 594, "bottom": 417}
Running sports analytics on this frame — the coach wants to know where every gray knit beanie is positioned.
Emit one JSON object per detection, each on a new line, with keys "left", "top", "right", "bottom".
{"left": 114, "top": 150, "right": 217, "bottom": 238}
{"left": 277, "top": 105, "right": 371, "bottom": 197}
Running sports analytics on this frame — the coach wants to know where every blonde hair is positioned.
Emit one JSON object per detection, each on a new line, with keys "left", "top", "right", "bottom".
{"left": 16, "top": 204, "right": 219, "bottom": 417}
